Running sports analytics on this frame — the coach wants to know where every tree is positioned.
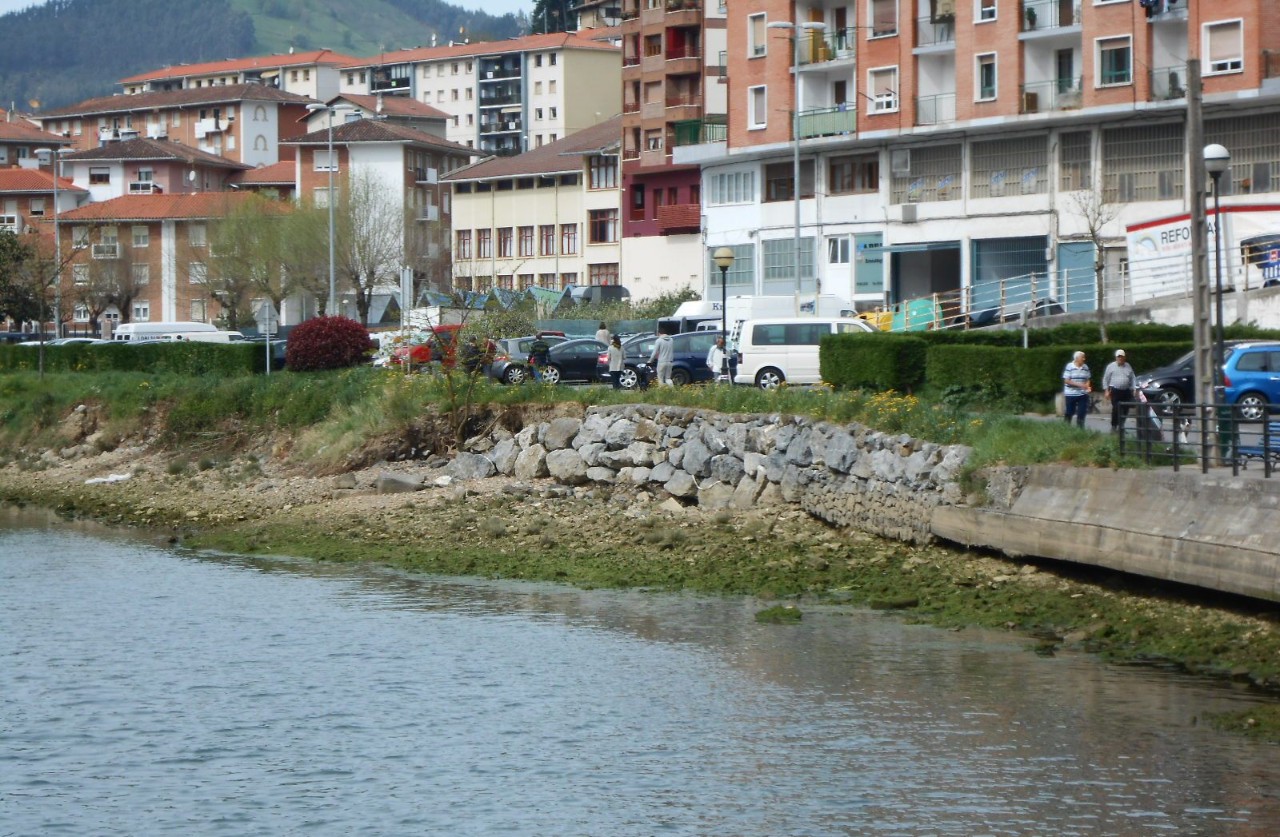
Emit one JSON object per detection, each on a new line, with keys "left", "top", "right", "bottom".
{"left": 207, "top": 194, "right": 309, "bottom": 330}
{"left": 334, "top": 171, "right": 409, "bottom": 326}
{"left": 0, "top": 230, "right": 40, "bottom": 326}
{"left": 530, "top": 0, "right": 574, "bottom": 34}
{"left": 1069, "top": 188, "right": 1121, "bottom": 343}
{"left": 74, "top": 241, "right": 148, "bottom": 328}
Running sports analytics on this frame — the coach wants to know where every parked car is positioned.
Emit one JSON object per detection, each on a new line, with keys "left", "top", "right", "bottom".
{"left": 732, "top": 317, "right": 876, "bottom": 389}
{"left": 536, "top": 338, "right": 608, "bottom": 384}
{"left": 487, "top": 333, "right": 568, "bottom": 384}
{"left": 599, "top": 331, "right": 726, "bottom": 389}
{"left": 1136, "top": 340, "right": 1280, "bottom": 413}
{"left": 376, "top": 325, "right": 463, "bottom": 367}
{"left": 1222, "top": 342, "right": 1280, "bottom": 421}
{"left": 17, "top": 336, "right": 110, "bottom": 346}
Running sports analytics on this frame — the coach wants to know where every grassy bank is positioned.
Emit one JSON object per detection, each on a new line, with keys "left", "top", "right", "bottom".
{"left": 0, "top": 367, "right": 1277, "bottom": 741}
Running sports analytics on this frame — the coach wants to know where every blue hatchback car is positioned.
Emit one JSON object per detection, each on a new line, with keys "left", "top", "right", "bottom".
{"left": 1222, "top": 341, "right": 1280, "bottom": 420}
{"left": 600, "top": 331, "right": 729, "bottom": 388}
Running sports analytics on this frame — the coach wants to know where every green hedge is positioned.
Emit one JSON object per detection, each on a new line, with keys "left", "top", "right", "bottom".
{"left": 821, "top": 332, "right": 928, "bottom": 392}
{"left": 0, "top": 342, "right": 265, "bottom": 375}
{"left": 923, "top": 342, "right": 1191, "bottom": 401}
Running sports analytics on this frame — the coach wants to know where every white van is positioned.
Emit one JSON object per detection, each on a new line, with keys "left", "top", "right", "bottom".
{"left": 732, "top": 317, "right": 875, "bottom": 389}
{"left": 112, "top": 322, "right": 219, "bottom": 342}
{"left": 157, "top": 330, "right": 245, "bottom": 343}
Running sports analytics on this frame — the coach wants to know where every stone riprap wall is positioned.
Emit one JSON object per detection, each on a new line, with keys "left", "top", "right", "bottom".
{"left": 447, "top": 404, "right": 971, "bottom": 544}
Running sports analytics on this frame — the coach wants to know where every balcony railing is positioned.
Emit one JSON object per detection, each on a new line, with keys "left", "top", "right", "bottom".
{"left": 1020, "top": 77, "right": 1083, "bottom": 113}
{"left": 915, "top": 15, "right": 955, "bottom": 48}
{"left": 798, "top": 28, "right": 857, "bottom": 66}
{"left": 665, "top": 0, "right": 700, "bottom": 11}
{"left": 666, "top": 44, "right": 701, "bottom": 60}
{"left": 671, "top": 116, "right": 726, "bottom": 146}
{"left": 623, "top": 54, "right": 640, "bottom": 67}
{"left": 797, "top": 105, "right": 856, "bottom": 139}
{"left": 1021, "top": 0, "right": 1081, "bottom": 32}
{"left": 915, "top": 93, "right": 955, "bottom": 126}
{"left": 666, "top": 92, "right": 702, "bottom": 108}
{"left": 1150, "top": 65, "right": 1187, "bottom": 101}
{"left": 623, "top": 100, "right": 641, "bottom": 113}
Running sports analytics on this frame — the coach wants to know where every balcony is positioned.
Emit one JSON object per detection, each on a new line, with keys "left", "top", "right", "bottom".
{"left": 623, "top": 53, "right": 640, "bottom": 67}
{"left": 479, "top": 118, "right": 523, "bottom": 135}
{"left": 414, "top": 167, "right": 438, "bottom": 184}
{"left": 665, "top": 92, "right": 703, "bottom": 120}
{"left": 1021, "top": 0, "right": 1081, "bottom": 32}
{"left": 1143, "top": 0, "right": 1188, "bottom": 22}
{"left": 1020, "top": 78, "right": 1083, "bottom": 113}
{"left": 419, "top": 205, "right": 440, "bottom": 222}
{"left": 1150, "top": 66, "right": 1187, "bottom": 101}
{"left": 623, "top": 100, "right": 641, "bottom": 114}
{"left": 478, "top": 91, "right": 521, "bottom": 107}
{"left": 665, "top": 0, "right": 701, "bottom": 27}
{"left": 797, "top": 105, "right": 856, "bottom": 140}
{"left": 665, "top": 44, "right": 701, "bottom": 75}
{"left": 915, "top": 16, "right": 955, "bottom": 49}
{"left": 656, "top": 203, "right": 701, "bottom": 235}
{"left": 92, "top": 243, "right": 119, "bottom": 260}
{"left": 672, "top": 116, "right": 726, "bottom": 146}
{"left": 797, "top": 28, "right": 857, "bottom": 66}
{"left": 915, "top": 93, "right": 955, "bottom": 126}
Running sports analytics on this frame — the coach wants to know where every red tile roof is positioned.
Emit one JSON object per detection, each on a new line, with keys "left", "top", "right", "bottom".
{"left": 41, "top": 84, "right": 315, "bottom": 119}
{"left": 118, "top": 50, "right": 361, "bottom": 84}
{"left": 0, "top": 168, "right": 85, "bottom": 194}
{"left": 58, "top": 192, "right": 284, "bottom": 222}
{"left": 338, "top": 32, "right": 619, "bottom": 68}
{"left": 442, "top": 115, "right": 622, "bottom": 181}
{"left": 286, "top": 119, "right": 476, "bottom": 157}
{"left": 233, "top": 161, "right": 295, "bottom": 185}
{"left": 0, "top": 117, "right": 69, "bottom": 145}
{"left": 335, "top": 94, "right": 449, "bottom": 121}
{"left": 64, "top": 137, "right": 250, "bottom": 169}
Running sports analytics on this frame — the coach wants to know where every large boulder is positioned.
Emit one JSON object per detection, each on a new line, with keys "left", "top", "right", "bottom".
{"left": 664, "top": 470, "right": 697, "bottom": 498}
{"left": 447, "top": 451, "right": 496, "bottom": 481}
{"left": 681, "top": 436, "right": 713, "bottom": 478}
{"left": 546, "top": 448, "right": 589, "bottom": 484}
{"left": 376, "top": 472, "right": 424, "bottom": 494}
{"left": 514, "top": 444, "right": 549, "bottom": 480}
{"left": 543, "top": 417, "right": 583, "bottom": 451}
{"left": 604, "top": 418, "right": 639, "bottom": 448}
{"left": 709, "top": 453, "right": 745, "bottom": 486}
{"left": 698, "top": 481, "right": 736, "bottom": 510}
{"left": 490, "top": 439, "right": 519, "bottom": 475}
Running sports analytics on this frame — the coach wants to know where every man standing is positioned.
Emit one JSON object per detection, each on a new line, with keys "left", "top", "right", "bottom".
{"left": 527, "top": 333, "right": 551, "bottom": 382}
{"left": 649, "top": 331, "right": 675, "bottom": 386}
{"left": 1102, "top": 349, "right": 1138, "bottom": 433}
{"left": 1062, "top": 350, "right": 1092, "bottom": 428}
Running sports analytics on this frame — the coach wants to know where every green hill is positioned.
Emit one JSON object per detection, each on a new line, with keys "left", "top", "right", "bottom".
{"left": 0, "top": 0, "right": 524, "bottom": 111}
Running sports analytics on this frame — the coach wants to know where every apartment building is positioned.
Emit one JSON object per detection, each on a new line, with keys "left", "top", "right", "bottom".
{"left": 284, "top": 118, "right": 478, "bottom": 321}
{"left": 56, "top": 193, "right": 271, "bottom": 330}
{"left": 686, "top": 0, "right": 1280, "bottom": 320}
{"left": 60, "top": 138, "right": 250, "bottom": 203}
{"left": 443, "top": 117, "right": 623, "bottom": 294}
{"left": 618, "top": 0, "right": 729, "bottom": 300}
{"left": 0, "top": 168, "right": 86, "bottom": 236}
{"left": 336, "top": 33, "right": 621, "bottom": 155}
{"left": 117, "top": 50, "right": 359, "bottom": 103}
{"left": 36, "top": 85, "right": 316, "bottom": 167}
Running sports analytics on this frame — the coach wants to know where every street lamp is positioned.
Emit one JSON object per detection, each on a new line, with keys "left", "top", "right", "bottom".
{"left": 1204, "top": 143, "right": 1230, "bottom": 394}
{"left": 713, "top": 246, "right": 735, "bottom": 381}
{"left": 34, "top": 147, "right": 72, "bottom": 338}
{"left": 768, "top": 19, "right": 827, "bottom": 313}
{"left": 306, "top": 102, "right": 350, "bottom": 316}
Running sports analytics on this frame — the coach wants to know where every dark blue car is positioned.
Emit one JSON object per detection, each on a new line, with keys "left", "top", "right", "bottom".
{"left": 599, "top": 331, "right": 729, "bottom": 389}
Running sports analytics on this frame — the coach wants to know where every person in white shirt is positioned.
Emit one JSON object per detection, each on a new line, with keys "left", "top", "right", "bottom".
{"left": 594, "top": 322, "right": 610, "bottom": 345}
{"left": 706, "top": 336, "right": 732, "bottom": 384}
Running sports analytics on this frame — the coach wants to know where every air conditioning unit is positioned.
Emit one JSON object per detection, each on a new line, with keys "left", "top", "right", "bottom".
{"left": 900, "top": 203, "right": 917, "bottom": 223}
{"left": 890, "top": 149, "right": 911, "bottom": 175}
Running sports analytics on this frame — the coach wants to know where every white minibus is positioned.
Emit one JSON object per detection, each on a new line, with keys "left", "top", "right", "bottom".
{"left": 111, "top": 322, "right": 220, "bottom": 342}
{"left": 731, "top": 317, "right": 875, "bottom": 389}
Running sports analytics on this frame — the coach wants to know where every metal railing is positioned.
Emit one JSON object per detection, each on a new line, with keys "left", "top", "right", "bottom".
{"left": 915, "top": 15, "right": 954, "bottom": 48}
{"left": 1150, "top": 65, "right": 1187, "bottom": 100}
{"left": 915, "top": 93, "right": 955, "bottom": 125}
{"left": 1021, "top": 0, "right": 1080, "bottom": 32}
{"left": 1120, "top": 403, "right": 1279, "bottom": 478}
{"left": 672, "top": 116, "right": 726, "bottom": 146}
{"left": 799, "top": 27, "right": 858, "bottom": 64}
{"left": 797, "top": 105, "right": 857, "bottom": 139}
{"left": 1019, "top": 78, "right": 1084, "bottom": 113}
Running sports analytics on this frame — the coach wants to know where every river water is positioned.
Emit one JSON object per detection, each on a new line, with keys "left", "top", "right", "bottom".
{"left": 2, "top": 507, "right": 1278, "bottom": 836}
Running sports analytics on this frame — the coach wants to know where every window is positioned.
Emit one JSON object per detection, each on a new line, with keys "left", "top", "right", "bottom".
{"left": 72, "top": 264, "right": 88, "bottom": 284}
{"left": 748, "top": 86, "right": 767, "bottom": 129}
{"left": 498, "top": 227, "right": 513, "bottom": 258}
{"left": 100, "top": 226, "right": 119, "bottom": 247}
{"left": 560, "top": 224, "right": 578, "bottom": 255}
{"left": 314, "top": 149, "right": 336, "bottom": 171}
{"left": 132, "top": 264, "right": 150, "bottom": 285}
{"left": 1205, "top": 20, "right": 1244, "bottom": 74}
{"left": 829, "top": 154, "right": 879, "bottom": 194}
{"left": 589, "top": 209, "right": 618, "bottom": 243}
{"left": 559, "top": 272, "right": 576, "bottom": 289}
{"left": 549, "top": 53, "right": 557, "bottom": 66}
{"left": 1059, "top": 131, "right": 1092, "bottom": 192}
{"left": 89, "top": 167, "right": 110, "bottom": 185}
{"left": 28, "top": 198, "right": 45, "bottom": 217}
{"left": 191, "top": 299, "right": 207, "bottom": 322}
{"left": 539, "top": 272, "right": 556, "bottom": 287}
{"left": 456, "top": 229, "right": 472, "bottom": 259}
{"left": 535, "top": 54, "right": 544, "bottom": 67}
{"left": 977, "top": 0, "right": 996, "bottom": 22}
{"left": 535, "top": 107, "right": 544, "bottom": 120}
{"left": 189, "top": 224, "right": 207, "bottom": 247}
{"left": 764, "top": 160, "right": 816, "bottom": 202}
{"left": 72, "top": 226, "right": 89, "bottom": 248}
{"left": 589, "top": 154, "right": 617, "bottom": 189}
{"left": 708, "top": 171, "right": 756, "bottom": 204}
{"left": 889, "top": 142, "right": 962, "bottom": 204}
{"left": 589, "top": 263, "right": 619, "bottom": 285}
{"left": 645, "top": 129, "right": 663, "bottom": 151}
{"left": 540, "top": 224, "right": 556, "bottom": 255}
{"left": 518, "top": 274, "right": 534, "bottom": 290}
{"left": 1097, "top": 36, "right": 1132, "bottom": 86}
{"left": 970, "top": 136, "right": 1048, "bottom": 198}
{"left": 549, "top": 106, "right": 557, "bottom": 119}
{"left": 1206, "top": 112, "right": 1280, "bottom": 196}
{"left": 132, "top": 225, "right": 149, "bottom": 248}
{"left": 314, "top": 187, "right": 333, "bottom": 208}
{"left": 189, "top": 262, "right": 206, "bottom": 284}
{"left": 1102, "top": 123, "right": 1184, "bottom": 203}
{"left": 518, "top": 226, "right": 534, "bottom": 256}
{"left": 869, "top": 0, "right": 897, "bottom": 37}
{"left": 133, "top": 302, "right": 150, "bottom": 321}
{"left": 869, "top": 67, "right": 899, "bottom": 113}
{"left": 828, "top": 236, "right": 851, "bottom": 264}
{"left": 749, "top": 13, "right": 767, "bottom": 57}
{"left": 976, "top": 53, "right": 997, "bottom": 101}
{"left": 477, "top": 229, "right": 492, "bottom": 258}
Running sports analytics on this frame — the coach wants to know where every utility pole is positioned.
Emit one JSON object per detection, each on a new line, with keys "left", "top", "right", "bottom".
{"left": 1186, "top": 59, "right": 1214, "bottom": 463}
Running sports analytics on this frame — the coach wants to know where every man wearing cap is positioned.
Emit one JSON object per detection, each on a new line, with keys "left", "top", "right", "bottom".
{"left": 1103, "top": 349, "right": 1138, "bottom": 433}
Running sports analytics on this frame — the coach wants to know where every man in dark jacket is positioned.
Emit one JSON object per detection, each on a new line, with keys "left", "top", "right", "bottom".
{"left": 527, "top": 333, "right": 551, "bottom": 382}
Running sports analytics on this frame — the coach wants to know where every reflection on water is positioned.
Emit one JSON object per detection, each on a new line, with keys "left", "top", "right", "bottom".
{"left": 2, "top": 506, "right": 1278, "bottom": 835}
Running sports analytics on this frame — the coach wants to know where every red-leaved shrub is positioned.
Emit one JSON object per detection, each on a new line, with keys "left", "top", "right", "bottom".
{"left": 285, "top": 316, "right": 375, "bottom": 372}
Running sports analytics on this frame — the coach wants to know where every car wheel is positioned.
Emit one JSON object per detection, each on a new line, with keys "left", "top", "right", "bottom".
{"left": 617, "top": 367, "right": 639, "bottom": 390}
{"left": 540, "top": 364, "right": 562, "bottom": 385}
{"left": 671, "top": 367, "right": 691, "bottom": 386}
{"left": 1236, "top": 392, "right": 1269, "bottom": 422}
{"left": 1154, "top": 389, "right": 1183, "bottom": 416}
{"left": 756, "top": 367, "right": 785, "bottom": 390}
{"left": 502, "top": 365, "right": 526, "bottom": 385}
